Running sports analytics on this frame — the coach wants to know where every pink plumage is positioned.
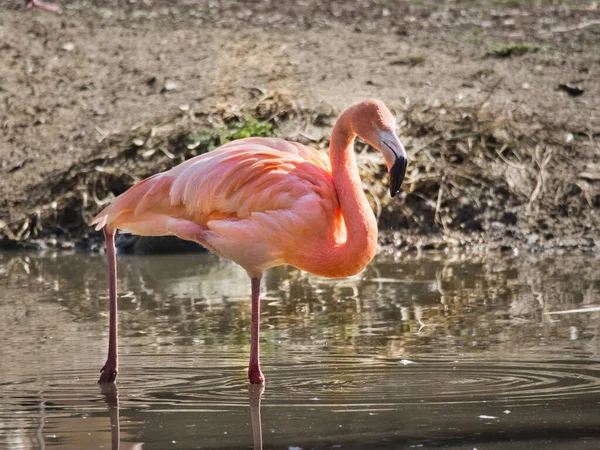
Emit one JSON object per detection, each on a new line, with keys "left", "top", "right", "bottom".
{"left": 92, "top": 138, "right": 341, "bottom": 276}
{"left": 92, "top": 99, "right": 408, "bottom": 384}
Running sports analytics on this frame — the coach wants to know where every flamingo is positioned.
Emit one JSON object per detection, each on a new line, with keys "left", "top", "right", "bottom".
{"left": 91, "top": 99, "right": 408, "bottom": 384}
{"left": 25, "top": 0, "right": 61, "bottom": 12}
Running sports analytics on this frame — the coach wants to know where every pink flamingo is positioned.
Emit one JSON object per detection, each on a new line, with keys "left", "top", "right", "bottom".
{"left": 91, "top": 99, "right": 408, "bottom": 384}
{"left": 25, "top": 0, "right": 60, "bottom": 12}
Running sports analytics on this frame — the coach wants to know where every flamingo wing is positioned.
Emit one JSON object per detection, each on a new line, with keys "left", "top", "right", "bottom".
{"left": 91, "top": 137, "right": 342, "bottom": 274}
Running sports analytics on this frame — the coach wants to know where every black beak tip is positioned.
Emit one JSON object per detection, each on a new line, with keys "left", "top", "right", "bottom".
{"left": 389, "top": 156, "right": 407, "bottom": 199}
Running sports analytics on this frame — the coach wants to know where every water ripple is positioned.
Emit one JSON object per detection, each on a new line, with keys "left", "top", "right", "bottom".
{"left": 0, "top": 354, "right": 582, "bottom": 415}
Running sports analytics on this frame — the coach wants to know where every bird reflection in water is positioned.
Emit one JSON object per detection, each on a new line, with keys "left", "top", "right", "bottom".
{"left": 100, "top": 384, "right": 121, "bottom": 450}
{"left": 249, "top": 384, "right": 266, "bottom": 450}
{"left": 98, "top": 383, "right": 266, "bottom": 450}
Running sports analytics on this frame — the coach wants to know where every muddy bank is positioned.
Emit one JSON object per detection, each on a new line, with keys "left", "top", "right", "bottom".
{"left": 1, "top": 92, "right": 598, "bottom": 254}
{"left": 0, "top": 0, "right": 598, "bottom": 254}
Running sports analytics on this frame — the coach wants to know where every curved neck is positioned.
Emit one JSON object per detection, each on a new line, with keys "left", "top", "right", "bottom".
{"left": 325, "top": 115, "right": 378, "bottom": 276}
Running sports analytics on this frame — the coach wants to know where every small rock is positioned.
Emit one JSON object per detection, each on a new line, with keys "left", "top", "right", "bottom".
{"left": 163, "top": 80, "right": 178, "bottom": 91}
{"left": 61, "top": 42, "right": 75, "bottom": 52}
{"left": 558, "top": 83, "right": 584, "bottom": 97}
{"left": 58, "top": 240, "right": 75, "bottom": 249}
{"left": 394, "top": 25, "right": 409, "bottom": 36}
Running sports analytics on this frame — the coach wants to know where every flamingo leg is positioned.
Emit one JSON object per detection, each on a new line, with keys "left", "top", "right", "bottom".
{"left": 248, "top": 277, "right": 265, "bottom": 384}
{"left": 99, "top": 228, "right": 118, "bottom": 383}
{"left": 163, "top": 219, "right": 265, "bottom": 383}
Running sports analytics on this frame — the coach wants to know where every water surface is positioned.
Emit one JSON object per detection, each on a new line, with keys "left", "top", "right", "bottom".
{"left": 1, "top": 251, "right": 600, "bottom": 449}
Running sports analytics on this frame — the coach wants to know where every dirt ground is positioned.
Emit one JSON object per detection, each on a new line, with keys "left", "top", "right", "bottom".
{"left": 0, "top": 0, "right": 599, "bottom": 252}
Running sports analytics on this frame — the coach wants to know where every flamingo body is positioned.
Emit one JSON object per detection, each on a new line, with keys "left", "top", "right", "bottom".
{"left": 92, "top": 99, "right": 408, "bottom": 384}
{"left": 92, "top": 138, "right": 364, "bottom": 278}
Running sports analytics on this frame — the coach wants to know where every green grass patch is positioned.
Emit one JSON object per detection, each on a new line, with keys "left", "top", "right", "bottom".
{"left": 390, "top": 55, "right": 426, "bottom": 67}
{"left": 183, "top": 116, "right": 273, "bottom": 156}
{"left": 489, "top": 42, "right": 546, "bottom": 58}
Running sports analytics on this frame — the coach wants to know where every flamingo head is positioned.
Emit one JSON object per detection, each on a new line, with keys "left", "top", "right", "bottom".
{"left": 349, "top": 99, "right": 408, "bottom": 197}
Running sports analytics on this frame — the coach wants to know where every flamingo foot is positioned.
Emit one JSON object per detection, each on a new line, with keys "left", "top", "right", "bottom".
{"left": 248, "top": 366, "right": 265, "bottom": 384}
{"left": 99, "top": 362, "right": 118, "bottom": 383}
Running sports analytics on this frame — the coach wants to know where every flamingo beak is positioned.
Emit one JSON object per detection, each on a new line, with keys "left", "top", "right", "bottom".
{"left": 380, "top": 131, "right": 408, "bottom": 198}
{"left": 389, "top": 151, "right": 407, "bottom": 197}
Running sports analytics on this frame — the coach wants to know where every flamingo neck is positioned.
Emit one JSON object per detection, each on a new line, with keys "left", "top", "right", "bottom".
{"left": 325, "top": 115, "right": 378, "bottom": 276}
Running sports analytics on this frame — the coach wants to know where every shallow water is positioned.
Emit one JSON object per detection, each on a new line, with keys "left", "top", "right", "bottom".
{"left": 1, "top": 250, "right": 600, "bottom": 449}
